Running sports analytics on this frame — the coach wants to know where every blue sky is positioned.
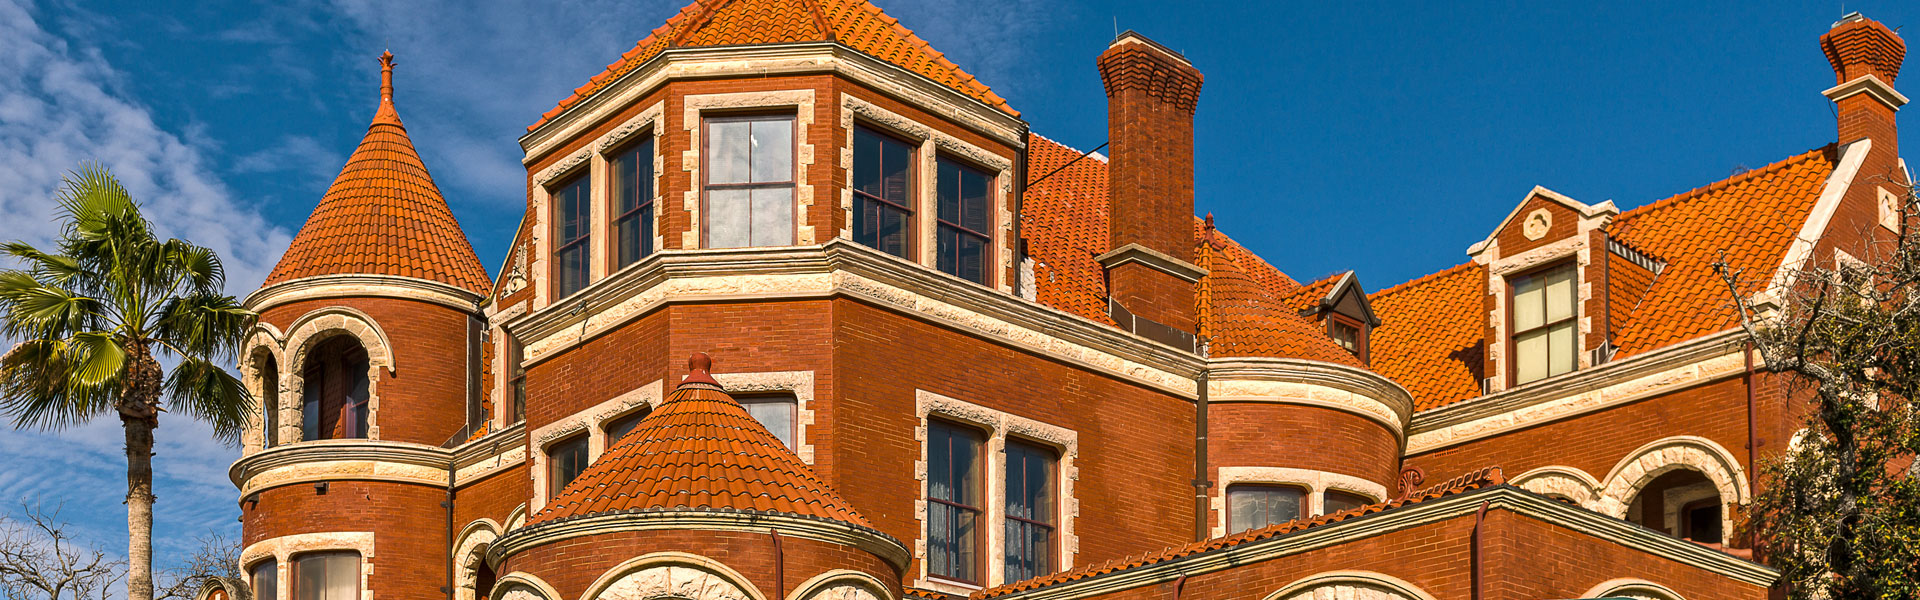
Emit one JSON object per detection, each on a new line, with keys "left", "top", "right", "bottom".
{"left": 0, "top": 0, "right": 1913, "bottom": 576}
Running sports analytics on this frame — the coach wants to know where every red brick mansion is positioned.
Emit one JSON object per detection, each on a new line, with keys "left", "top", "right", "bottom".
{"left": 225, "top": 2, "right": 1911, "bottom": 599}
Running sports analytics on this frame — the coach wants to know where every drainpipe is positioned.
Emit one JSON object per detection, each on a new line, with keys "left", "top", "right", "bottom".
{"left": 1744, "top": 341, "right": 1757, "bottom": 549}
{"left": 1469, "top": 500, "right": 1488, "bottom": 600}
{"left": 769, "top": 529, "right": 785, "bottom": 600}
{"left": 1193, "top": 368, "right": 1210, "bottom": 542}
{"left": 442, "top": 459, "right": 456, "bottom": 600}
{"left": 1171, "top": 574, "right": 1187, "bottom": 600}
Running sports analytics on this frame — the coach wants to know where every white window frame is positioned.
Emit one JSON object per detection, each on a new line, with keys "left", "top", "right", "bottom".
{"left": 1211, "top": 466, "right": 1389, "bottom": 538}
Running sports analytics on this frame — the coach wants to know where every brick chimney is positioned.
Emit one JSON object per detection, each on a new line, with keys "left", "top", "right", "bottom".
{"left": 1821, "top": 13, "right": 1905, "bottom": 158}
{"left": 1096, "top": 31, "right": 1207, "bottom": 343}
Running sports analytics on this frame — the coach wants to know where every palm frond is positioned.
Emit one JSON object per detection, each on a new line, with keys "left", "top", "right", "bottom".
{"left": 163, "top": 239, "right": 225, "bottom": 295}
{"left": 2, "top": 241, "right": 84, "bottom": 285}
{"left": 154, "top": 293, "right": 254, "bottom": 361}
{"left": 0, "top": 339, "right": 114, "bottom": 431}
{"left": 164, "top": 357, "right": 252, "bottom": 445}
{"left": 65, "top": 331, "right": 127, "bottom": 391}
{"left": 0, "top": 271, "right": 99, "bottom": 338}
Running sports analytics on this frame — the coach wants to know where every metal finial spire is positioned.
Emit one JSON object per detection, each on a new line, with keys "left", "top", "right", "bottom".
{"left": 378, "top": 50, "right": 395, "bottom": 103}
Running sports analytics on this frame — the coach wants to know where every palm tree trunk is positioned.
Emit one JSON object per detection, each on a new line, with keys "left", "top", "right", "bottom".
{"left": 125, "top": 415, "right": 156, "bottom": 600}
{"left": 121, "top": 342, "right": 163, "bottom": 600}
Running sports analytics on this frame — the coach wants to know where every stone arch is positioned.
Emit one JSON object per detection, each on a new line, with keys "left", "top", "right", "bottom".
{"left": 1581, "top": 578, "right": 1684, "bottom": 600}
{"left": 503, "top": 504, "right": 528, "bottom": 532}
{"left": 283, "top": 307, "right": 392, "bottom": 441}
{"left": 492, "top": 573, "right": 562, "bottom": 600}
{"left": 787, "top": 571, "right": 890, "bottom": 600}
{"left": 1264, "top": 571, "right": 1437, "bottom": 600}
{"left": 1510, "top": 465, "right": 1602, "bottom": 508}
{"left": 241, "top": 326, "right": 286, "bottom": 452}
{"left": 453, "top": 519, "right": 503, "bottom": 600}
{"left": 1596, "top": 436, "right": 1749, "bottom": 543}
{"left": 579, "top": 552, "right": 766, "bottom": 600}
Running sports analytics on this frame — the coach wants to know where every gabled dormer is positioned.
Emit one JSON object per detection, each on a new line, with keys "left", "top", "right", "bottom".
{"left": 1284, "top": 271, "right": 1380, "bottom": 362}
{"left": 1468, "top": 186, "right": 1618, "bottom": 393}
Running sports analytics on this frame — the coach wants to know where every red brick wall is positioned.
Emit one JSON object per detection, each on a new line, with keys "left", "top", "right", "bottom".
{"left": 454, "top": 465, "right": 530, "bottom": 532}
{"left": 261, "top": 296, "right": 477, "bottom": 446}
{"left": 1064, "top": 507, "right": 1765, "bottom": 600}
{"left": 242, "top": 480, "right": 449, "bottom": 600}
{"left": 1207, "top": 402, "right": 1400, "bottom": 493}
{"left": 499, "top": 528, "right": 900, "bottom": 600}
{"left": 1493, "top": 196, "right": 1579, "bottom": 258}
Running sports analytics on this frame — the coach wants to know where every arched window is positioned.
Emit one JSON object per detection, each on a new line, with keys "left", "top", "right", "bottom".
{"left": 1626, "top": 469, "right": 1721, "bottom": 544}
{"left": 1227, "top": 484, "right": 1307, "bottom": 534}
{"left": 302, "top": 337, "right": 370, "bottom": 441}
{"left": 256, "top": 352, "right": 279, "bottom": 449}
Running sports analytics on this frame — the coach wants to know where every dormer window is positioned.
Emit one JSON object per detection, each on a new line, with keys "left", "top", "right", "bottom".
{"left": 705, "top": 114, "right": 795, "bottom": 248}
{"left": 1329, "top": 315, "right": 1365, "bottom": 361}
{"left": 1512, "top": 262, "right": 1577, "bottom": 384}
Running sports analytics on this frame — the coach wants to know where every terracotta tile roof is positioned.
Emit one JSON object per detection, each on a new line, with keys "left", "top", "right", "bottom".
{"left": 903, "top": 588, "right": 961, "bottom": 600}
{"left": 1368, "top": 145, "right": 1837, "bottom": 411}
{"left": 1197, "top": 236, "right": 1364, "bottom": 366}
{"left": 265, "top": 53, "right": 490, "bottom": 293}
{"left": 529, "top": 0, "right": 1014, "bottom": 132}
{"left": 1605, "top": 146, "right": 1836, "bottom": 357}
{"left": 1276, "top": 271, "right": 1344, "bottom": 315}
{"left": 527, "top": 367, "right": 870, "bottom": 529}
{"left": 975, "top": 467, "right": 1506, "bottom": 599}
{"left": 1368, "top": 263, "right": 1488, "bottom": 411}
{"left": 1023, "top": 135, "right": 1352, "bottom": 363}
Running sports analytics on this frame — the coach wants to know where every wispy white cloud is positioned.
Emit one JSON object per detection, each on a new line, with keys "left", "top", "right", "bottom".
{"left": 0, "top": 0, "right": 292, "bottom": 568}
{"left": 232, "top": 134, "right": 344, "bottom": 189}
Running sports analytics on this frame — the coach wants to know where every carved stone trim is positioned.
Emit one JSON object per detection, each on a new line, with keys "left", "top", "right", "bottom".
{"left": 1508, "top": 465, "right": 1603, "bottom": 507}
{"left": 579, "top": 553, "right": 765, "bottom": 600}
{"left": 1206, "top": 358, "right": 1413, "bottom": 439}
{"left": 491, "top": 572, "right": 563, "bottom": 600}
{"left": 914, "top": 390, "right": 1078, "bottom": 591}
{"left": 240, "top": 532, "right": 375, "bottom": 600}
{"left": 681, "top": 90, "right": 817, "bottom": 249}
{"left": 282, "top": 307, "right": 394, "bottom": 441}
{"left": 1263, "top": 571, "right": 1437, "bottom": 600}
{"left": 1094, "top": 243, "right": 1207, "bottom": 283}
{"left": 1579, "top": 578, "right": 1685, "bottom": 600}
{"left": 1211, "top": 467, "right": 1390, "bottom": 537}
{"left": 714, "top": 371, "right": 815, "bottom": 463}
{"left": 1594, "top": 435, "right": 1750, "bottom": 543}
{"left": 528, "top": 380, "right": 665, "bottom": 512}
{"left": 490, "top": 511, "right": 910, "bottom": 572}
{"left": 521, "top": 44, "right": 1022, "bottom": 163}
{"left": 788, "top": 571, "right": 892, "bottom": 600}
{"left": 453, "top": 519, "right": 503, "bottom": 600}
{"left": 244, "top": 273, "right": 485, "bottom": 313}
{"left": 1822, "top": 73, "right": 1910, "bottom": 109}
{"left": 507, "top": 242, "right": 1204, "bottom": 398}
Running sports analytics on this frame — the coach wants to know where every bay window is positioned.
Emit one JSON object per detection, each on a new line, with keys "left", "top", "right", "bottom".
{"left": 936, "top": 156, "right": 993, "bottom": 284}
{"left": 1003, "top": 440, "right": 1055, "bottom": 581}
{"left": 927, "top": 420, "right": 983, "bottom": 583}
{"left": 705, "top": 114, "right": 795, "bottom": 248}
{"left": 251, "top": 560, "right": 277, "bottom": 600}
{"left": 852, "top": 125, "right": 914, "bottom": 258}
{"left": 291, "top": 552, "right": 358, "bottom": 600}
{"left": 551, "top": 172, "right": 592, "bottom": 298}
{"left": 1512, "top": 263, "right": 1577, "bottom": 384}
{"left": 610, "top": 138, "right": 656, "bottom": 268}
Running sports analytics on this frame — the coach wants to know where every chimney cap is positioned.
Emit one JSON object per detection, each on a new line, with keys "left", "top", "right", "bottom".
{"left": 1109, "top": 30, "right": 1194, "bottom": 68}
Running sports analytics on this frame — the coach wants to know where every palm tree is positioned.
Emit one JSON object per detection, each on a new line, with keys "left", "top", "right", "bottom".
{"left": 0, "top": 164, "right": 255, "bottom": 600}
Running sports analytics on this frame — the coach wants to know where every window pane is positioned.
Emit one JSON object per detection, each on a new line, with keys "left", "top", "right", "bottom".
{"left": 709, "top": 120, "right": 751, "bottom": 184}
{"left": 1545, "top": 265, "right": 1575, "bottom": 322}
{"left": 741, "top": 396, "right": 795, "bottom": 450}
{"left": 749, "top": 187, "right": 794, "bottom": 247}
{"left": 878, "top": 205, "right": 908, "bottom": 257}
{"left": 1548, "top": 321, "right": 1577, "bottom": 376}
{"left": 958, "top": 233, "right": 985, "bottom": 283}
{"left": 293, "top": 553, "right": 357, "bottom": 600}
{"left": 549, "top": 435, "right": 589, "bottom": 496}
{"left": 882, "top": 135, "right": 912, "bottom": 204}
{"left": 252, "top": 561, "right": 277, "bottom": 600}
{"left": 1227, "top": 485, "right": 1303, "bottom": 534}
{"left": 750, "top": 118, "right": 792, "bottom": 183}
{"left": 1324, "top": 490, "right": 1370, "bottom": 514}
{"left": 605, "top": 408, "right": 650, "bottom": 446}
{"left": 707, "top": 189, "right": 751, "bottom": 248}
{"left": 854, "top": 128, "right": 882, "bottom": 197}
{"left": 1516, "top": 329, "right": 1548, "bottom": 384}
{"left": 960, "top": 167, "right": 991, "bottom": 232}
{"left": 938, "top": 161, "right": 960, "bottom": 222}
{"left": 1513, "top": 273, "right": 1544, "bottom": 331}
{"left": 613, "top": 146, "right": 639, "bottom": 214}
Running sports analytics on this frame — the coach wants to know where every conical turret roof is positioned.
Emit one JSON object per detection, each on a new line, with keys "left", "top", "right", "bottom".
{"left": 264, "top": 51, "right": 491, "bottom": 293}
{"left": 529, "top": 354, "right": 871, "bottom": 528}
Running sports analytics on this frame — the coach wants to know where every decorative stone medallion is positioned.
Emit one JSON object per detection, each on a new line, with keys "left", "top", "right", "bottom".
{"left": 1522, "top": 208, "right": 1552, "bottom": 240}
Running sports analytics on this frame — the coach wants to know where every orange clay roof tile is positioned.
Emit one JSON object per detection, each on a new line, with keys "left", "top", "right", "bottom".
{"left": 1022, "top": 134, "right": 1354, "bottom": 365}
{"left": 527, "top": 378, "right": 871, "bottom": 529}
{"left": 1368, "top": 145, "right": 1838, "bottom": 411}
{"left": 1275, "top": 271, "right": 1345, "bottom": 315}
{"left": 528, "top": 0, "right": 1014, "bottom": 133}
{"left": 974, "top": 467, "right": 1506, "bottom": 598}
{"left": 265, "top": 54, "right": 490, "bottom": 293}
